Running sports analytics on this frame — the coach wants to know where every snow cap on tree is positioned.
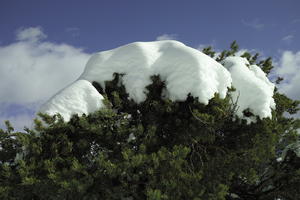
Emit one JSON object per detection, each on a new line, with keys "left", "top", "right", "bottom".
{"left": 40, "top": 40, "right": 275, "bottom": 123}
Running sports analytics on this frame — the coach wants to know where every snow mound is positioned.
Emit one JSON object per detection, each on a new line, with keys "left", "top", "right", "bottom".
{"left": 39, "top": 40, "right": 275, "bottom": 123}
{"left": 222, "top": 57, "right": 275, "bottom": 122}
{"left": 80, "top": 40, "right": 232, "bottom": 104}
{"left": 39, "top": 80, "right": 104, "bottom": 121}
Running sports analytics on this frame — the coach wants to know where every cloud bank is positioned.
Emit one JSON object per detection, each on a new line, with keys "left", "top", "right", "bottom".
{"left": 275, "top": 51, "right": 300, "bottom": 102}
{"left": 0, "top": 27, "right": 91, "bottom": 130}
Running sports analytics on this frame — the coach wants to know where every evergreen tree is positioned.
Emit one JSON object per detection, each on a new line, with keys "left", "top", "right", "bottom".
{"left": 0, "top": 42, "right": 299, "bottom": 200}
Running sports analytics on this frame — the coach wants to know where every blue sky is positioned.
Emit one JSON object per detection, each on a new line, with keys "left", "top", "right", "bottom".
{"left": 1, "top": 0, "right": 299, "bottom": 53}
{"left": 0, "top": 0, "right": 300, "bottom": 130}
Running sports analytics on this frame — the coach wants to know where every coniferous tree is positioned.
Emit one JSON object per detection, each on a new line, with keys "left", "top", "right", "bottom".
{"left": 0, "top": 42, "right": 299, "bottom": 200}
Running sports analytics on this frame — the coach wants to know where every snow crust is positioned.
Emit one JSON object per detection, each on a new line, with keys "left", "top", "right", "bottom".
{"left": 222, "top": 57, "right": 275, "bottom": 122}
{"left": 39, "top": 80, "right": 104, "bottom": 121}
{"left": 39, "top": 40, "right": 275, "bottom": 123}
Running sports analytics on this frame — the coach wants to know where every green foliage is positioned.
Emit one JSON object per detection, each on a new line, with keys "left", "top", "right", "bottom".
{"left": 259, "top": 57, "right": 273, "bottom": 75}
{"left": 1, "top": 42, "right": 299, "bottom": 200}
{"left": 216, "top": 41, "right": 239, "bottom": 62}
{"left": 202, "top": 46, "right": 215, "bottom": 58}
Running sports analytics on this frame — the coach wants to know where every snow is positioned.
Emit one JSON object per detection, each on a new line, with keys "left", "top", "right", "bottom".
{"left": 39, "top": 40, "right": 275, "bottom": 123}
{"left": 39, "top": 80, "right": 104, "bottom": 121}
{"left": 281, "top": 141, "right": 300, "bottom": 159}
{"left": 80, "top": 40, "right": 232, "bottom": 104}
{"left": 222, "top": 57, "right": 275, "bottom": 122}
{"left": 127, "top": 133, "right": 136, "bottom": 142}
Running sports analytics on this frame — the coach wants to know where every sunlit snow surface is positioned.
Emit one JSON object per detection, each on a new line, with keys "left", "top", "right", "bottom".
{"left": 39, "top": 40, "right": 275, "bottom": 123}
{"left": 80, "top": 40, "right": 232, "bottom": 103}
{"left": 222, "top": 57, "right": 275, "bottom": 122}
{"left": 39, "top": 80, "right": 104, "bottom": 121}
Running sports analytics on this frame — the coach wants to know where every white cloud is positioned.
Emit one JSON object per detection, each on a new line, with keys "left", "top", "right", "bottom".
{"left": 156, "top": 34, "right": 177, "bottom": 41}
{"left": 282, "top": 34, "right": 294, "bottom": 43}
{"left": 196, "top": 40, "right": 217, "bottom": 51}
{"left": 0, "top": 27, "right": 91, "bottom": 130}
{"left": 242, "top": 19, "right": 264, "bottom": 30}
{"left": 16, "top": 27, "right": 47, "bottom": 42}
{"left": 276, "top": 51, "right": 300, "bottom": 79}
{"left": 275, "top": 51, "right": 300, "bottom": 116}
